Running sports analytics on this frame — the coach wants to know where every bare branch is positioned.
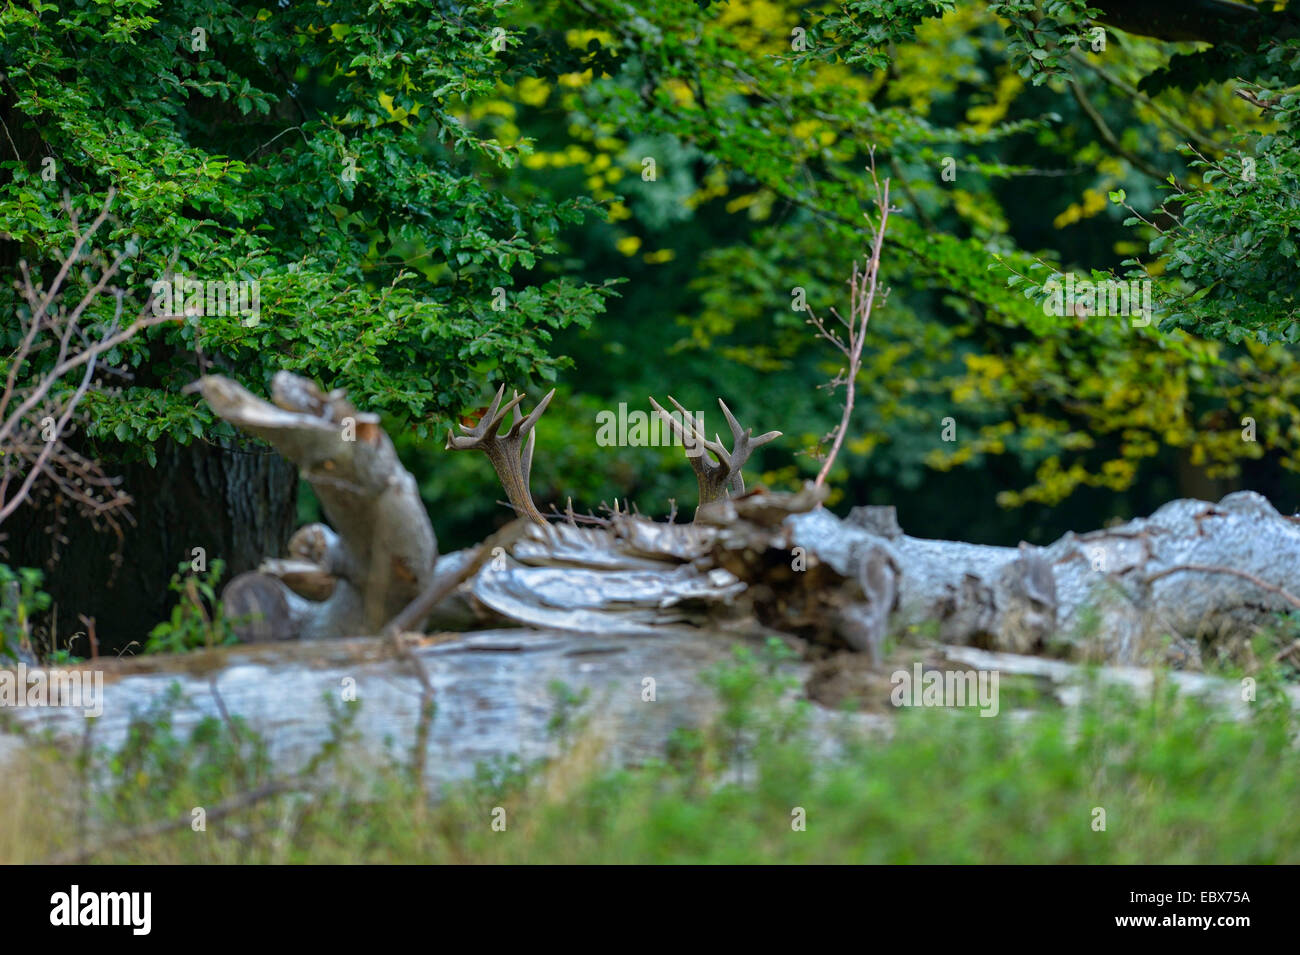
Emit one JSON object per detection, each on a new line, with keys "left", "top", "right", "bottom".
{"left": 810, "top": 150, "right": 895, "bottom": 489}
{"left": 0, "top": 191, "right": 180, "bottom": 536}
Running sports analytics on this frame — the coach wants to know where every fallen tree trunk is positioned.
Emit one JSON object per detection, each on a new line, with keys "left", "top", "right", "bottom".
{"left": 785, "top": 489, "right": 1300, "bottom": 666}
{"left": 6, "top": 373, "right": 1297, "bottom": 805}
{"left": 461, "top": 486, "right": 1300, "bottom": 669}
{"left": 3, "top": 628, "right": 1295, "bottom": 794}
{"left": 0, "top": 628, "right": 779, "bottom": 789}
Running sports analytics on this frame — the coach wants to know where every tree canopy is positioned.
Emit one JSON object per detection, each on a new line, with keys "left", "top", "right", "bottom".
{"left": 3, "top": 0, "right": 1299, "bottom": 568}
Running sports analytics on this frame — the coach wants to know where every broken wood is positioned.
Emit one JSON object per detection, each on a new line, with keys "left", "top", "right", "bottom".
{"left": 189, "top": 372, "right": 438, "bottom": 640}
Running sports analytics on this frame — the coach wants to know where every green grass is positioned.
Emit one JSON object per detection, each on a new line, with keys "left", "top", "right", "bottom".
{"left": 4, "top": 645, "right": 1300, "bottom": 863}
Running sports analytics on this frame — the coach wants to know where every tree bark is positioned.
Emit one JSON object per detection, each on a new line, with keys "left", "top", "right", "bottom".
{"left": 1093, "top": 0, "right": 1265, "bottom": 44}
{"left": 4, "top": 436, "right": 297, "bottom": 656}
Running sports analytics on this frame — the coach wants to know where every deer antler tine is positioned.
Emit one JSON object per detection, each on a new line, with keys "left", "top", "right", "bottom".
{"left": 520, "top": 427, "right": 536, "bottom": 488}
{"left": 481, "top": 382, "right": 508, "bottom": 421}
{"left": 715, "top": 398, "right": 783, "bottom": 495}
{"left": 720, "top": 399, "right": 782, "bottom": 447}
{"left": 718, "top": 398, "right": 746, "bottom": 445}
{"left": 696, "top": 425, "right": 729, "bottom": 463}
{"left": 649, "top": 396, "right": 695, "bottom": 447}
{"left": 647, "top": 395, "right": 676, "bottom": 429}
{"left": 457, "top": 384, "right": 506, "bottom": 436}
{"left": 507, "top": 387, "right": 555, "bottom": 441}
{"left": 664, "top": 395, "right": 700, "bottom": 438}
{"left": 482, "top": 390, "right": 527, "bottom": 439}
{"left": 501, "top": 392, "right": 525, "bottom": 441}
{"left": 664, "top": 396, "right": 696, "bottom": 428}
{"left": 712, "top": 432, "right": 731, "bottom": 466}
{"left": 652, "top": 395, "right": 713, "bottom": 459}
{"left": 673, "top": 399, "right": 703, "bottom": 432}
{"left": 669, "top": 394, "right": 728, "bottom": 458}
{"left": 448, "top": 385, "right": 528, "bottom": 449}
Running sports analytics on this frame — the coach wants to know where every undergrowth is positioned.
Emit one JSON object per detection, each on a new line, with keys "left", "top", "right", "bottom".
{"left": 2, "top": 643, "right": 1298, "bottom": 863}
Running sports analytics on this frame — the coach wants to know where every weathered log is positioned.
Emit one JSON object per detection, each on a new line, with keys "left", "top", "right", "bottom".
{"left": 0, "top": 628, "right": 799, "bottom": 789}
{"left": 8, "top": 372, "right": 1297, "bottom": 802}
{"left": 796, "top": 489, "right": 1300, "bottom": 665}
{"left": 4, "top": 629, "right": 1295, "bottom": 795}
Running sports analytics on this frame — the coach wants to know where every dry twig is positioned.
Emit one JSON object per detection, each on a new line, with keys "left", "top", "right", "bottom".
{"left": 0, "top": 190, "right": 180, "bottom": 533}
{"left": 807, "top": 150, "right": 894, "bottom": 488}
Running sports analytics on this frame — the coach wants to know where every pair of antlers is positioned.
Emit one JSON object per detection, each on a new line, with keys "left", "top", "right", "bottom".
{"left": 447, "top": 386, "right": 780, "bottom": 525}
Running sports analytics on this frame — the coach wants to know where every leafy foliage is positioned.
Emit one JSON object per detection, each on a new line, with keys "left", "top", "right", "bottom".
{"left": 5, "top": 0, "right": 1300, "bottom": 552}
{"left": 459, "top": 0, "right": 1299, "bottom": 534}
{"left": 0, "top": 0, "right": 615, "bottom": 459}
{"left": 0, "top": 563, "right": 48, "bottom": 660}
{"left": 145, "top": 559, "right": 236, "bottom": 653}
{"left": 1137, "top": 103, "right": 1300, "bottom": 343}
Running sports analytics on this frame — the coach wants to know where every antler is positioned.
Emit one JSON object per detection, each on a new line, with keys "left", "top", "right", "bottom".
{"left": 649, "top": 395, "right": 781, "bottom": 511}
{"left": 447, "top": 385, "right": 554, "bottom": 525}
